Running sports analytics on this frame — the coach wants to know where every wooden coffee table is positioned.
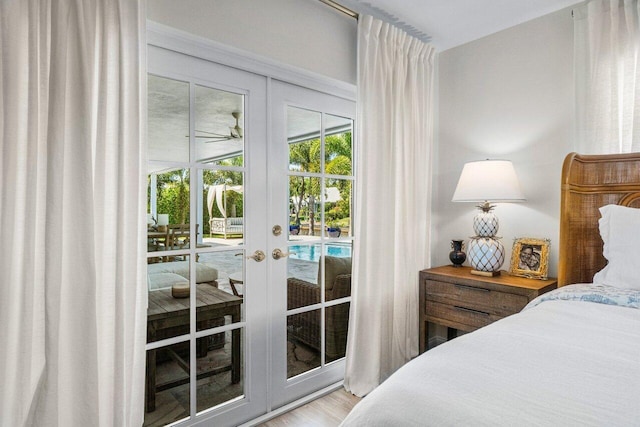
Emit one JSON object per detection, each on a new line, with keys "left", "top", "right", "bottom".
{"left": 146, "top": 284, "right": 242, "bottom": 412}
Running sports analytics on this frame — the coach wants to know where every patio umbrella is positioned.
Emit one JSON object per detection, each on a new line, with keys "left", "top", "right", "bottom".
{"left": 323, "top": 187, "right": 341, "bottom": 203}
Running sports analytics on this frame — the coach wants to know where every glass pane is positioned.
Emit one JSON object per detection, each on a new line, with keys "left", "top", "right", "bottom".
{"left": 197, "top": 329, "right": 244, "bottom": 413}
{"left": 147, "top": 255, "right": 192, "bottom": 343}
{"left": 287, "top": 244, "right": 321, "bottom": 309}
{"left": 148, "top": 75, "right": 189, "bottom": 162}
{"left": 197, "top": 250, "right": 245, "bottom": 297}
{"left": 144, "top": 342, "right": 190, "bottom": 425}
{"left": 289, "top": 176, "right": 321, "bottom": 238}
{"left": 288, "top": 107, "right": 321, "bottom": 172}
{"left": 195, "top": 85, "right": 244, "bottom": 165}
{"left": 196, "top": 250, "right": 244, "bottom": 329}
{"left": 324, "top": 114, "right": 353, "bottom": 176}
{"left": 147, "top": 168, "right": 191, "bottom": 253}
{"left": 287, "top": 310, "right": 321, "bottom": 378}
{"left": 325, "top": 302, "right": 350, "bottom": 362}
{"left": 323, "top": 178, "right": 352, "bottom": 238}
{"left": 202, "top": 171, "right": 244, "bottom": 247}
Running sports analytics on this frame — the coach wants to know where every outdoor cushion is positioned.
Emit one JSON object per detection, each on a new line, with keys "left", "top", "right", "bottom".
{"left": 147, "top": 261, "right": 218, "bottom": 284}
{"left": 148, "top": 272, "right": 188, "bottom": 291}
{"left": 318, "top": 256, "right": 352, "bottom": 291}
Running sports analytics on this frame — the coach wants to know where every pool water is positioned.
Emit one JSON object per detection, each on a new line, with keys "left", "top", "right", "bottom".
{"left": 289, "top": 244, "right": 351, "bottom": 262}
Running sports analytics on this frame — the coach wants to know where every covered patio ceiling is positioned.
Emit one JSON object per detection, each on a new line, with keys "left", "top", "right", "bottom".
{"left": 148, "top": 74, "right": 351, "bottom": 173}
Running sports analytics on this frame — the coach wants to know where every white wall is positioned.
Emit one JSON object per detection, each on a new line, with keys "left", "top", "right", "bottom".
{"left": 433, "top": 7, "right": 575, "bottom": 278}
{"left": 148, "top": 0, "right": 357, "bottom": 84}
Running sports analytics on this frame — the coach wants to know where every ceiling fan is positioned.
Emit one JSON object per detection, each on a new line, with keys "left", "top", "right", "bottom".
{"left": 195, "top": 111, "right": 243, "bottom": 143}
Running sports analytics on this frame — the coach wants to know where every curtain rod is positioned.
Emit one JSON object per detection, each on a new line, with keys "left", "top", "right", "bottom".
{"left": 319, "top": 0, "right": 358, "bottom": 19}
{"left": 319, "top": 0, "right": 432, "bottom": 43}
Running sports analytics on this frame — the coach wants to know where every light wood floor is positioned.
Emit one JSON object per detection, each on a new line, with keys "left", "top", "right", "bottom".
{"left": 258, "top": 388, "right": 361, "bottom": 427}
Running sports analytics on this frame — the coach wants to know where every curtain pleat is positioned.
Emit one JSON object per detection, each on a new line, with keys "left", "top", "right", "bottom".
{"left": 0, "top": 1, "right": 146, "bottom": 425}
{"left": 343, "top": 15, "right": 435, "bottom": 397}
{"left": 575, "top": 0, "right": 640, "bottom": 153}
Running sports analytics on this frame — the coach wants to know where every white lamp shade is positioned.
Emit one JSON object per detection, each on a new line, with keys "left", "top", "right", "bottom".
{"left": 452, "top": 160, "right": 526, "bottom": 203}
{"left": 157, "top": 214, "right": 169, "bottom": 226}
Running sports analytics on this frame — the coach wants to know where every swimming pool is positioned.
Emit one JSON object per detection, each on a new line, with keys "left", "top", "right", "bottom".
{"left": 289, "top": 244, "right": 351, "bottom": 262}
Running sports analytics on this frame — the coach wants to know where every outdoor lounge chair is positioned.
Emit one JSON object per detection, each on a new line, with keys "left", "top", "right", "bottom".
{"left": 287, "top": 256, "right": 351, "bottom": 359}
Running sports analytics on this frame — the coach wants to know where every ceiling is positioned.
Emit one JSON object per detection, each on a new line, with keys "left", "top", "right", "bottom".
{"left": 342, "top": 0, "right": 583, "bottom": 50}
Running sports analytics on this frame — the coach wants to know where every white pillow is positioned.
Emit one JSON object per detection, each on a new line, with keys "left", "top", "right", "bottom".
{"left": 592, "top": 204, "right": 640, "bottom": 289}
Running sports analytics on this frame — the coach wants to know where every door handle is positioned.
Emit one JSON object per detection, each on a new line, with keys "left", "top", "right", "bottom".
{"left": 247, "top": 250, "right": 266, "bottom": 262}
{"left": 272, "top": 248, "right": 295, "bottom": 260}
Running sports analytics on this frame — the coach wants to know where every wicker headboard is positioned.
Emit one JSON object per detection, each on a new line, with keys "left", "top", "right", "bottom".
{"left": 559, "top": 152, "right": 640, "bottom": 286}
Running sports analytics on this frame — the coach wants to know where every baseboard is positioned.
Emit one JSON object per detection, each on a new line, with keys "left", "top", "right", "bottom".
{"left": 239, "top": 381, "right": 344, "bottom": 427}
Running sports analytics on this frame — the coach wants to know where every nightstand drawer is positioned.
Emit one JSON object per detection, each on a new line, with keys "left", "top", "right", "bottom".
{"left": 425, "top": 279, "right": 529, "bottom": 317}
{"left": 425, "top": 300, "right": 499, "bottom": 331}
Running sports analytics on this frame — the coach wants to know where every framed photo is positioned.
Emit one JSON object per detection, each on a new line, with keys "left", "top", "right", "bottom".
{"left": 509, "top": 237, "right": 550, "bottom": 279}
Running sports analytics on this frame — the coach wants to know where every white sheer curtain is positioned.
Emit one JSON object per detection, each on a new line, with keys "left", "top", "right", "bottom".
{"left": 575, "top": 0, "right": 640, "bottom": 153}
{"left": 0, "top": 1, "right": 146, "bottom": 425}
{"left": 344, "top": 15, "right": 435, "bottom": 397}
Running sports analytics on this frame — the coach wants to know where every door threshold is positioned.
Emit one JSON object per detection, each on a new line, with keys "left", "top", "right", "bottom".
{"left": 239, "top": 381, "right": 344, "bottom": 427}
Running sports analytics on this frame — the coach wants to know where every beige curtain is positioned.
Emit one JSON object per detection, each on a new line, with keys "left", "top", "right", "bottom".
{"left": 0, "top": 0, "right": 147, "bottom": 425}
{"left": 344, "top": 15, "right": 436, "bottom": 397}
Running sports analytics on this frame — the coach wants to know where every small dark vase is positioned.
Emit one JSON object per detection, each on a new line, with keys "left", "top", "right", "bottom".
{"left": 449, "top": 239, "right": 466, "bottom": 267}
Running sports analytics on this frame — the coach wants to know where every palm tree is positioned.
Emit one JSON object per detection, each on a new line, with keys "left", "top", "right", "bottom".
{"left": 325, "top": 132, "right": 352, "bottom": 176}
{"left": 289, "top": 139, "right": 321, "bottom": 234}
{"left": 325, "top": 133, "right": 352, "bottom": 224}
{"left": 289, "top": 132, "right": 353, "bottom": 234}
{"left": 204, "top": 156, "right": 243, "bottom": 187}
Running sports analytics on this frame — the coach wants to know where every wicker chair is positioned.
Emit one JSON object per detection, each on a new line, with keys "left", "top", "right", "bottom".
{"left": 287, "top": 256, "right": 351, "bottom": 360}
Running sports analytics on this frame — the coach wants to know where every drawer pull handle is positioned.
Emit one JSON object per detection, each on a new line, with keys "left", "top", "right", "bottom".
{"left": 455, "top": 284, "right": 490, "bottom": 292}
{"left": 454, "top": 306, "right": 490, "bottom": 316}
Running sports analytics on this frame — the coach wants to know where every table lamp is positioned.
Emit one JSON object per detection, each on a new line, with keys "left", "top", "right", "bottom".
{"left": 157, "top": 214, "right": 169, "bottom": 232}
{"left": 452, "top": 159, "right": 525, "bottom": 276}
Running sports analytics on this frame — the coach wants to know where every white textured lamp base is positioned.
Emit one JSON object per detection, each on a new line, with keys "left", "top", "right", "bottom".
{"left": 468, "top": 237, "right": 505, "bottom": 274}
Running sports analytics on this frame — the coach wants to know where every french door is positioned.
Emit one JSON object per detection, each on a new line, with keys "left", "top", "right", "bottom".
{"left": 144, "top": 45, "right": 355, "bottom": 427}
{"left": 269, "top": 81, "right": 355, "bottom": 408}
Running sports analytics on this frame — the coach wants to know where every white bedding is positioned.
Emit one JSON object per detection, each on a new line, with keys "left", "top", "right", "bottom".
{"left": 341, "top": 287, "right": 640, "bottom": 426}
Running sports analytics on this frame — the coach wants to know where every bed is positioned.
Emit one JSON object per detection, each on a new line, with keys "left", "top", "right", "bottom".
{"left": 341, "top": 152, "right": 640, "bottom": 426}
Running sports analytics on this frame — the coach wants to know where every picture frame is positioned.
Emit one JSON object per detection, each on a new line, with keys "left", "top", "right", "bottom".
{"left": 509, "top": 237, "right": 550, "bottom": 279}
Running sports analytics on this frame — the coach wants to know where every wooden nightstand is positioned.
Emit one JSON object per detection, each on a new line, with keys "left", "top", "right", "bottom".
{"left": 419, "top": 265, "right": 557, "bottom": 353}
